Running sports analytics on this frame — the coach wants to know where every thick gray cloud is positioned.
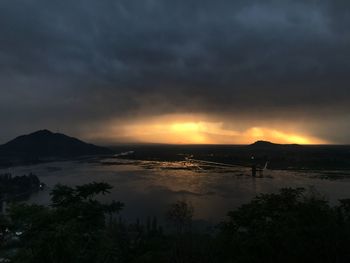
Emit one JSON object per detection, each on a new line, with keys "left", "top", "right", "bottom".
{"left": 0, "top": 0, "right": 349, "bottom": 143}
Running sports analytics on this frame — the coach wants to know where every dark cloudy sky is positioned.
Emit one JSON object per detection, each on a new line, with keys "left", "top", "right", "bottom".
{"left": 1, "top": 0, "right": 349, "bottom": 144}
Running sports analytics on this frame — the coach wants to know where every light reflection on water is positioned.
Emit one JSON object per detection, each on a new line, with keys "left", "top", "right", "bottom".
{"left": 2, "top": 158, "right": 350, "bottom": 224}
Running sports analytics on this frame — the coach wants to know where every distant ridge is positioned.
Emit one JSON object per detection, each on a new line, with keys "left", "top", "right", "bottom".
{"left": 248, "top": 140, "right": 302, "bottom": 148}
{"left": 0, "top": 130, "right": 114, "bottom": 158}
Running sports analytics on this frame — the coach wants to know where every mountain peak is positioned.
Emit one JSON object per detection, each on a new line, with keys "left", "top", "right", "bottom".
{"left": 250, "top": 140, "right": 278, "bottom": 147}
{"left": 0, "top": 130, "right": 113, "bottom": 158}
{"left": 33, "top": 129, "right": 54, "bottom": 135}
{"left": 249, "top": 140, "right": 301, "bottom": 148}
{"left": 28, "top": 129, "right": 55, "bottom": 137}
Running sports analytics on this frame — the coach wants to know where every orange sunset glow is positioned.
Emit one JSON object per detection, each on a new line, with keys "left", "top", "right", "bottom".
{"left": 97, "top": 115, "right": 327, "bottom": 145}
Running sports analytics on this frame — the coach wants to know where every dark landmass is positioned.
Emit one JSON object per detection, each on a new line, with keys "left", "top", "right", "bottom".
{"left": 110, "top": 141, "right": 350, "bottom": 170}
{"left": 0, "top": 130, "right": 114, "bottom": 167}
{"left": 0, "top": 173, "right": 42, "bottom": 201}
{"left": 1, "top": 129, "right": 350, "bottom": 170}
{"left": 248, "top": 140, "right": 301, "bottom": 149}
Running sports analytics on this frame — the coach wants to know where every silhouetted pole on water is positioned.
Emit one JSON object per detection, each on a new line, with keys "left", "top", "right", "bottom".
{"left": 251, "top": 156, "right": 257, "bottom": 177}
{"left": 0, "top": 199, "right": 7, "bottom": 215}
{"left": 250, "top": 156, "right": 268, "bottom": 177}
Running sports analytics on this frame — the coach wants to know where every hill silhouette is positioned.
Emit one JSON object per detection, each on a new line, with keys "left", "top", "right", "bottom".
{"left": 0, "top": 130, "right": 113, "bottom": 159}
{"left": 248, "top": 140, "right": 302, "bottom": 149}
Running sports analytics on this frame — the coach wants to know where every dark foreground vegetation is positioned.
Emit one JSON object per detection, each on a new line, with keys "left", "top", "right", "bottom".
{"left": 2, "top": 183, "right": 350, "bottom": 262}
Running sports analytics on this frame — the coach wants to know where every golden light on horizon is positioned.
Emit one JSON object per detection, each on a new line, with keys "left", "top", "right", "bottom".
{"left": 170, "top": 122, "right": 207, "bottom": 143}
{"left": 104, "top": 115, "right": 328, "bottom": 145}
{"left": 245, "top": 127, "right": 317, "bottom": 144}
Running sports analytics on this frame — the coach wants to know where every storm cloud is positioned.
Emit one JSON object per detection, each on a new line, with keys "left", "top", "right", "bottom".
{"left": 1, "top": 0, "right": 349, "bottom": 143}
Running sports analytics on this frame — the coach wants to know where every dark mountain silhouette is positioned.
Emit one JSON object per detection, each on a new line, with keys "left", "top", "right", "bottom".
{"left": 248, "top": 140, "right": 302, "bottom": 149}
{"left": 0, "top": 130, "right": 114, "bottom": 159}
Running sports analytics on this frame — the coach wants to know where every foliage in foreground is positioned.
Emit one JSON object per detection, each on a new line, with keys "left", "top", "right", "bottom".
{"left": 8, "top": 182, "right": 124, "bottom": 263}
{"left": 218, "top": 188, "right": 350, "bottom": 263}
{"left": 3, "top": 184, "right": 350, "bottom": 263}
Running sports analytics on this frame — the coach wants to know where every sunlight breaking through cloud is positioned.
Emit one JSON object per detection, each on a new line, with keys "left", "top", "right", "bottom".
{"left": 89, "top": 114, "right": 327, "bottom": 145}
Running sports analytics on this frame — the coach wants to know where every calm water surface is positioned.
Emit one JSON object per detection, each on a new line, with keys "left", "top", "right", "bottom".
{"left": 2, "top": 158, "right": 350, "bottom": 224}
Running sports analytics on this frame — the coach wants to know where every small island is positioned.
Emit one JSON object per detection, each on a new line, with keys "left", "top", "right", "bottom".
{"left": 0, "top": 173, "right": 43, "bottom": 206}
